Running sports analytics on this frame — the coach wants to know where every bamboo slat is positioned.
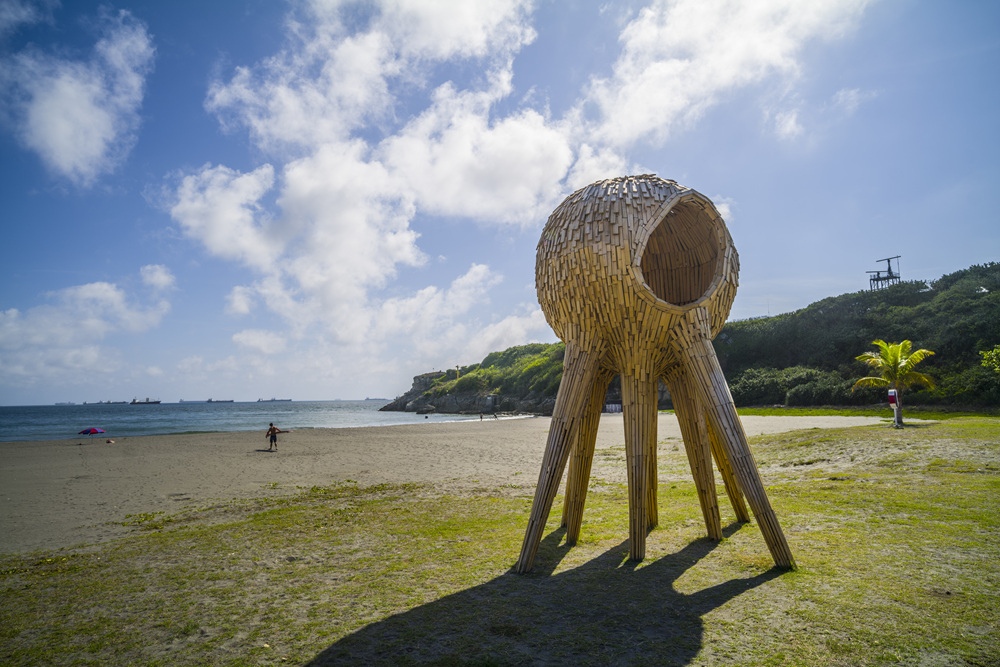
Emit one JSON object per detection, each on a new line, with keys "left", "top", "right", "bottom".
{"left": 706, "top": 414, "right": 750, "bottom": 522}
{"left": 665, "top": 366, "right": 722, "bottom": 540}
{"left": 516, "top": 174, "right": 795, "bottom": 574}
{"left": 561, "top": 367, "right": 615, "bottom": 542}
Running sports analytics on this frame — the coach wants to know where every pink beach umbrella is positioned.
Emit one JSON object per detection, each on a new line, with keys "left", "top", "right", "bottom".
{"left": 78, "top": 427, "right": 106, "bottom": 438}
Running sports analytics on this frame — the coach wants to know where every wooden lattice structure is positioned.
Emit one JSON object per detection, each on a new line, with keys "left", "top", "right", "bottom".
{"left": 515, "top": 174, "right": 795, "bottom": 573}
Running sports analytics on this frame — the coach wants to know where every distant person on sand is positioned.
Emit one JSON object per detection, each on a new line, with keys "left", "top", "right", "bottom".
{"left": 266, "top": 423, "right": 283, "bottom": 451}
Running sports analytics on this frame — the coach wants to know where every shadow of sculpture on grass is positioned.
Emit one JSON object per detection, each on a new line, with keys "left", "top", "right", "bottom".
{"left": 309, "top": 523, "right": 783, "bottom": 666}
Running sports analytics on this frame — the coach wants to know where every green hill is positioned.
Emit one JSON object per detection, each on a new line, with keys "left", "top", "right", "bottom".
{"left": 380, "top": 343, "right": 566, "bottom": 414}
{"left": 384, "top": 263, "right": 1000, "bottom": 412}
{"left": 716, "top": 262, "right": 999, "bottom": 406}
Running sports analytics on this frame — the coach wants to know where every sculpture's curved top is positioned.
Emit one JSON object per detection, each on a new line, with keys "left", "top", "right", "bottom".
{"left": 535, "top": 174, "right": 738, "bottom": 347}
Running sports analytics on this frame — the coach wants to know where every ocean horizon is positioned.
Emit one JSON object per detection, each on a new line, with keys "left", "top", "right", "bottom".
{"left": 0, "top": 400, "right": 487, "bottom": 443}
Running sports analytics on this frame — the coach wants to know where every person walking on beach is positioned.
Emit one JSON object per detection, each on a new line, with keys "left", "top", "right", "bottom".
{"left": 266, "top": 423, "right": 283, "bottom": 451}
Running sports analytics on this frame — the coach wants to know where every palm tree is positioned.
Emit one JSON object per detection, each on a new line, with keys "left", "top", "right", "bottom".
{"left": 853, "top": 339, "right": 935, "bottom": 428}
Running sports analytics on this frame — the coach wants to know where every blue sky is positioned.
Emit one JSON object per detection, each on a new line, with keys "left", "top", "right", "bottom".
{"left": 1, "top": 0, "right": 997, "bottom": 405}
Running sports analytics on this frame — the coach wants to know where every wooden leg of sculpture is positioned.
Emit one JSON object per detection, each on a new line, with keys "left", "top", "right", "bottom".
{"left": 515, "top": 340, "right": 606, "bottom": 573}
{"left": 646, "top": 381, "right": 659, "bottom": 530}
{"left": 706, "top": 418, "right": 750, "bottom": 522}
{"left": 562, "top": 368, "right": 614, "bottom": 543}
{"left": 620, "top": 369, "right": 658, "bottom": 562}
{"left": 665, "top": 368, "right": 722, "bottom": 540}
{"left": 646, "top": 435, "right": 659, "bottom": 530}
{"left": 675, "top": 309, "right": 796, "bottom": 569}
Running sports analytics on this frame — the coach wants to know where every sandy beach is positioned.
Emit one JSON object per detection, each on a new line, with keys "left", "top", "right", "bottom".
{"left": 0, "top": 413, "right": 883, "bottom": 555}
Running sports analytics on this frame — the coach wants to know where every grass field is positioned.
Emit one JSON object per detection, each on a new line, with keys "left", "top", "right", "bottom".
{"left": 2, "top": 417, "right": 998, "bottom": 665}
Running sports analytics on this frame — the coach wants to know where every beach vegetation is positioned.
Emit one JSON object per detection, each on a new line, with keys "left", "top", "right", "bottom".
{"left": 1, "top": 418, "right": 997, "bottom": 664}
{"left": 427, "top": 342, "right": 564, "bottom": 400}
{"left": 714, "top": 262, "right": 1000, "bottom": 407}
{"left": 397, "top": 263, "right": 998, "bottom": 411}
{"left": 981, "top": 343, "right": 1000, "bottom": 374}
{"left": 852, "top": 339, "right": 936, "bottom": 427}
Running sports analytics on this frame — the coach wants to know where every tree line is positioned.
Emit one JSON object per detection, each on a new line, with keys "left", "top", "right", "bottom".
{"left": 422, "top": 262, "right": 999, "bottom": 409}
{"left": 715, "top": 262, "right": 999, "bottom": 407}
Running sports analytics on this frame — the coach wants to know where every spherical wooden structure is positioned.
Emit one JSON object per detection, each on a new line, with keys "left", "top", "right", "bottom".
{"left": 516, "top": 174, "right": 795, "bottom": 573}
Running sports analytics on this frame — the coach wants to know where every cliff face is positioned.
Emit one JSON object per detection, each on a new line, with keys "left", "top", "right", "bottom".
{"left": 380, "top": 372, "right": 671, "bottom": 416}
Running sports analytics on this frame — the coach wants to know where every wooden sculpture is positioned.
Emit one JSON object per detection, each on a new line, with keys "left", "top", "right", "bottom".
{"left": 515, "top": 174, "right": 795, "bottom": 573}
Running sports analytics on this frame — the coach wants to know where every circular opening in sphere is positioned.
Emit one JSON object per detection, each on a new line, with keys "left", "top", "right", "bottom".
{"left": 638, "top": 199, "right": 722, "bottom": 306}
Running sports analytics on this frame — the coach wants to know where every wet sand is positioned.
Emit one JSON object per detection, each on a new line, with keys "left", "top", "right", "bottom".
{"left": 0, "top": 413, "right": 882, "bottom": 555}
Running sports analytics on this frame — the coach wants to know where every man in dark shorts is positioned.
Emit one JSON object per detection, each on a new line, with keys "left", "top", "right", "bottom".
{"left": 266, "top": 423, "right": 282, "bottom": 451}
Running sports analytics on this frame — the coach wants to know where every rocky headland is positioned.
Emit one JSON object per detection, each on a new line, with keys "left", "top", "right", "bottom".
{"left": 379, "top": 369, "right": 672, "bottom": 416}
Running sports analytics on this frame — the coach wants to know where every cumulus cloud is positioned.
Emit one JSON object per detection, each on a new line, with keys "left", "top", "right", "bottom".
{"left": 581, "top": 0, "right": 869, "bottom": 147}
{"left": 375, "top": 263, "right": 502, "bottom": 342}
{"left": 225, "top": 285, "right": 254, "bottom": 315}
{"left": 379, "top": 73, "right": 575, "bottom": 226}
{"left": 140, "top": 264, "right": 176, "bottom": 291}
{"left": 206, "top": 0, "right": 535, "bottom": 154}
{"left": 171, "top": 163, "right": 278, "bottom": 267}
{"left": 0, "top": 8, "right": 154, "bottom": 185}
{"left": 709, "top": 195, "right": 735, "bottom": 223}
{"left": 232, "top": 329, "right": 287, "bottom": 354}
{"left": 773, "top": 108, "right": 804, "bottom": 140}
{"left": 179, "top": 1, "right": 554, "bottom": 356}
{"left": 460, "top": 306, "right": 552, "bottom": 362}
{"left": 0, "top": 268, "right": 171, "bottom": 380}
{"left": 170, "top": 0, "right": 873, "bottom": 389}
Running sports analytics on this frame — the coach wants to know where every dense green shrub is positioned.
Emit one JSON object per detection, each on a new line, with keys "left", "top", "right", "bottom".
{"left": 430, "top": 342, "right": 564, "bottom": 399}
{"left": 728, "top": 366, "right": 819, "bottom": 405}
{"left": 785, "top": 376, "right": 855, "bottom": 406}
{"left": 452, "top": 373, "right": 485, "bottom": 394}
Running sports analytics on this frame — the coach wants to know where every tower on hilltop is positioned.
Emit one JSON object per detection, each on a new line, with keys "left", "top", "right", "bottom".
{"left": 867, "top": 256, "right": 901, "bottom": 291}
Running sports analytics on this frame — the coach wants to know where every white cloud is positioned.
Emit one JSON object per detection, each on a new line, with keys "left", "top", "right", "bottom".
{"left": 564, "top": 142, "right": 628, "bottom": 191}
{"left": 232, "top": 329, "right": 287, "bottom": 354}
{"left": 278, "top": 141, "right": 425, "bottom": 305}
{"left": 581, "top": 0, "right": 870, "bottom": 148}
{"left": 206, "top": 0, "right": 535, "bottom": 154}
{"left": 225, "top": 285, "right": 254, "bottom": 315}
{"left": 0, "top": 8, "right": 154, "bottom": 185}
{"left": 0, "top": 268, "right": 171, "bottom": 380}
{"left": 206, "top": 28, "right": 396, "bottom": 152}
{"left": 28, "top": 282, "right": 162, "bottom": 344}
{"left": 170, "top": 163, "right": 277, "bottom": 266}
{"left": 460, "top": 306, "right": 553, "bottom": 362}
{"left": 165, "top": 0, "right": 875, "bottom": 397}
{"left": 179, "top": 1, "right": 548, "bottom": 352}
{"left": 379, "top": 73, "right": 575, "bottom": 226}
{"left": 378, "top": 0, "right": 535, "bottom": 61}
{"left": 177, "top": 356, "right": 204, "bottom": 374}
{"left": 709, "top": 195, "right": 735, "bottom": 223}
{"left": 0, "top": 0, "right": 54, "bottom": 37}
{"left": 140, "top": 264, "right": 176, "bottom": 291}
{"left": 773, "top": 108, "right": 804, "bottom": 140}
{"left": 832, "top": 87, "right": 877, "bottom": 116}
{"left": 375, "top": 263, "right": 501, "bottom": 340}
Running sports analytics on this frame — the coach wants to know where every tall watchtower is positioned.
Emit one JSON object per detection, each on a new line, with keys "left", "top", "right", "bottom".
{"left": 868, "top": 256, "right": 901, "bottom": 291}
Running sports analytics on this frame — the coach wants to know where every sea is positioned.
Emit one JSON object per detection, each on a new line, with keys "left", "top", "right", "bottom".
{"left": 0, "top": 400, "right": 484, "bottom": 443}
